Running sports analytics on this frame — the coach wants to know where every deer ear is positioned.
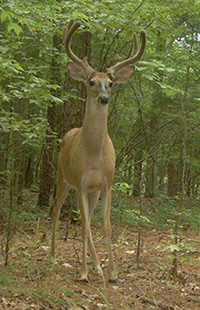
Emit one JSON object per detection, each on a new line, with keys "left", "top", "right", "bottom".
{"left": 67, "top": 62, "right": 87, "bottom": 82}
{"left": 113, "top": 66, "right": 134, "bottom": 83}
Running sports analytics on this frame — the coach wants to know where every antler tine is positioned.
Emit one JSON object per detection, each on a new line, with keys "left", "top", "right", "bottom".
{"left": 69, "top": 19, "right": 75, "bottom": 29}
{"left": 64, "top": 20, "right": 85, "bottom": 68}
{"left": 132, "top": 32, "right": 138, "bottom": 56}
{"left": 64, "top": 19, "right": 95, "bottom": 74}
{"left": 107, "top": 30, "right": 146, "bottom": 74}
{"left": 63, "top": 19, "right": 74, "bottom": 41}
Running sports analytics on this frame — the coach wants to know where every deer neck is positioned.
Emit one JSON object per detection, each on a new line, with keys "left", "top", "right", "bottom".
{"left": 81, "top": 95, "right": 109, "bottom": 156}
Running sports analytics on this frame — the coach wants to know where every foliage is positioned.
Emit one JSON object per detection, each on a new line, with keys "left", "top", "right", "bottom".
{"left": 0, "top": 0, "right": 200, "bottom": 275}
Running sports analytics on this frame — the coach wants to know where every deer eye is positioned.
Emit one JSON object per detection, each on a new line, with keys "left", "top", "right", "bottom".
{"left": 89, "top": 79, "right": 95, "bottom": 86}
{"left": 109, "top": 81, "right": 113, "bottom": 87}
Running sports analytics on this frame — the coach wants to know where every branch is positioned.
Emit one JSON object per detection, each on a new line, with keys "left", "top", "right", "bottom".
{"left": 132, "top": 0, "right": 146, "bottom": 14}
{"left": 100, "top": 29, "right": 124, "bottom": 71}
{"left": 121, "top": 121, "right": 200, "bottom": 174}
{"left": 116, "top": 106, "right": 200, "bottom": 168}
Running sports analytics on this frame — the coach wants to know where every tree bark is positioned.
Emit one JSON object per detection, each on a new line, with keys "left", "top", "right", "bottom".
{"left": 167, "top": 160, "right": 175, "bottom": 196}
{"left": 145, "top": 158, "right": 157, "bottom": 198}
{"left": 37, "top": 34, "right": 61, "bottom": 208}
{"left": 24, "top": 153, "right": 34, "bottom": 188}
{"left": 59, "top": 31, "right": 91, "bottom": 215}
{"left": 132, "top": 150, "right": 143, "bottom": 197}
{"left": 144, "top": 30, "right": 166, "bottom": 197}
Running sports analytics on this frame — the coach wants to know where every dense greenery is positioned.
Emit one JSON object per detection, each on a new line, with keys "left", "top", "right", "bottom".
{"left": 1, "top": 0, "right": 200, "bottom": 227}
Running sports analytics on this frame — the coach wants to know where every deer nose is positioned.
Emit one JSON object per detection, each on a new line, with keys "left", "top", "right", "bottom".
{"left": 98, "top": 94, "right": 109, "bottom": 104}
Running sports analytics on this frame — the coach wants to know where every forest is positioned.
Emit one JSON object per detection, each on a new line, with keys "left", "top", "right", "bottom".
{"left": 0, "top": 0, "right": 200, "bottom": 309}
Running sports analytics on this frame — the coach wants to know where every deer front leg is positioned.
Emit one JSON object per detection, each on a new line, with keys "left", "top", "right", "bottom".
{"left": 101, "top": 188, "right": 117, "bottom": 282}
{"left": 78, "top": 191, "right": 90, "bottom": 281}
{"left": 88, "top": 191, "right": 102, "bottom": 275}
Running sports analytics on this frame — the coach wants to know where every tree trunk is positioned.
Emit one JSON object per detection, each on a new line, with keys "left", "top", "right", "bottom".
{"left": 60, "top": 31, "right": 91, "bottom": 215}
{"left": 167, "top": 160, "right": 176, "bottom": 196}
{"left": 24, "top": 153, "right": 34, "bottom": 188}
{"left": 49, "top": 30, "right": 91, "bottom": 215}
{"left": 185, "top": 168, "right": 191, "bottom": 197}
{"left": 144, "top": 31, "right": 166, "bottom": 197}
{"left": 145, "top": 158, "right": 157, "bottom": 198}
{"left": 37, "top": 34, "right": 61, "bottom": 208}
{"left": 132, "top": 150, "right": 142, "bottom": 197}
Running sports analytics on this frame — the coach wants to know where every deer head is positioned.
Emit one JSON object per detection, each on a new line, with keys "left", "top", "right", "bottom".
{"left": 64, "top": 20, "right": 146, "bottom": 105}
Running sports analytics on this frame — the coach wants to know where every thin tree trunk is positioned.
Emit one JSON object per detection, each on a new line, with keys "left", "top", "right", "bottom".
{"left": 132, "top": 150, "right": 143, "bottom": 197}
{"left": 145, "top": 30, "right": 166, "bottom": 197}
{"left": 24, "top": 153, "right": 34, "bottom": 188}
{"left": 167, "top": 160, "right": 175, "bottom": 196}
{"left": 145, "top": 157, "right": 157, "bottom": 198}
{"left": 37, "top": 34, "right": 61, "bottom": 208}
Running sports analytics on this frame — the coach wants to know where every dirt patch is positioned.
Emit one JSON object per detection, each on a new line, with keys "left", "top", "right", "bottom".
{"left": 0, "top": 221, "right": 200, "bottom": 310}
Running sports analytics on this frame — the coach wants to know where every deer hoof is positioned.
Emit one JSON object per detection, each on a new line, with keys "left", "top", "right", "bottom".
{"left": 91, "top": 265, "right": 102, "bottom": 275}
{"left": 109, "top": 278, "right": 117, "bottom": 283}
{"left": 78, "top": 272, "right": 89, "bottom": 282}
{"left": 108, "top": 270, "right": 117, "bottom": 283}
{"left": 78, "top": 276, "right": 89, "bottom": 283}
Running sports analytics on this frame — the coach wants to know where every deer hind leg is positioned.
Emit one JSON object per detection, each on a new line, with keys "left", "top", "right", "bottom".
{"left": 50, "top": 175, "right": 71, "bottom": 261}
{"left": 101, "top": 188, "right": 117, "bottom": 282}
{"left": 88, "top": 191, "right": 102, "bottom": 275}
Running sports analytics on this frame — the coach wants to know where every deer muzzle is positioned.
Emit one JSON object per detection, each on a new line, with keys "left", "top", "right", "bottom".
{"left": 98, "top": 94, "right": 109, "bottom": 105}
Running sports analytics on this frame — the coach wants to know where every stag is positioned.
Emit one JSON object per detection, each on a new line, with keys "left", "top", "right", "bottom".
{"left": 50, "top": 20, "right": 146, "bottom": 282}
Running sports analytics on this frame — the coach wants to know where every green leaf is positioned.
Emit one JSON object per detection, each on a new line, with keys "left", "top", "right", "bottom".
{"left": 50, "top": 95, "right": 63, "bottom": 105}
{"left": 1, "top": 11, "right": 12, "bottom": 22}
{"left": 7, "top": 23, "right": 23, "bottom": 36}
{"left": 72, "top": 12, "right": 89, "bottom": 21}
{"left": 163, "top": 245, "right": 181, "bottom": 252}
{"left": 13, "top": 63, "right": 24, "bottom": 72}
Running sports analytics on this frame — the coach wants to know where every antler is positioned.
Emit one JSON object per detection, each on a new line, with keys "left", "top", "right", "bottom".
{"left": 64, "top": 19, "right": 94, "bottom": 75}
{"left": 132, "top": 32, "right": 138, "bottom": 56}
{"left": 107, "top": 30, "right": 146, "bottom": 75}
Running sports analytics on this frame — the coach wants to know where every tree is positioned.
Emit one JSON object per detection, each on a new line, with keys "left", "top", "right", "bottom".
{"left": 0, "top": 0, "right": 199, "bottom": 223}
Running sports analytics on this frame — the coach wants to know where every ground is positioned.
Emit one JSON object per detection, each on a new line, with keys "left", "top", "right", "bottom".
{"left": 0, "top": 219, "right": 200, "bottom": 310}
